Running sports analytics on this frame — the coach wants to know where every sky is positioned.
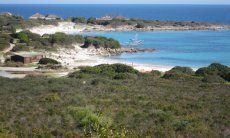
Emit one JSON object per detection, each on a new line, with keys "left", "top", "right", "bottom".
{"left": 0, "top": 0, "right": 230, "bottom": 4}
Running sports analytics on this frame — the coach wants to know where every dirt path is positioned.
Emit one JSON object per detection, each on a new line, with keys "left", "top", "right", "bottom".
{"left": 3, "top": 43, "right": 15, "bottom": 53}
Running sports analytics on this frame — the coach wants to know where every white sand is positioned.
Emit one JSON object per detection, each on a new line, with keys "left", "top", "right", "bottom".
{"left": 44, "top": 44, "right": 173, "bottom": 72}
{"left": 28, "top": 22, "right": 84, "bottom": 35}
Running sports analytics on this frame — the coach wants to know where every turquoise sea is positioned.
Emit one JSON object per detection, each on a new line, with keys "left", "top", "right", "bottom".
{"left": 83, "top": 30, "right": 230, "bottom": 68}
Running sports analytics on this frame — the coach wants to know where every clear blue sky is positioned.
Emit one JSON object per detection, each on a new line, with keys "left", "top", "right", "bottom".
{"left": 0, "top": 0, "right": 229, "bottom": 4}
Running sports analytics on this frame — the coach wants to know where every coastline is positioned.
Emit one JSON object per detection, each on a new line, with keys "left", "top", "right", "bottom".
{"left": 43, "top": 44, "right": 173, "bottom": 72}
{"left": 3, "top": 21, "right": 226, "bottom": 78}
{"left": 26, "top": 22, "right": 230, "bottom": 36}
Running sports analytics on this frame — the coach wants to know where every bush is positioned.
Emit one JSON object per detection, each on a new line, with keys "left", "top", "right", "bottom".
{"left": 110, "top": 64, "right": 138, "bottom": 74}
{"left": 169, "top": 66, "right": 194, "bottom": 75}
{"left": 83, "top": 36, "right": 120, "bottom": 49}
{"left": 0, "top": 33, "right": 11, "bottom": 51}
{"left": 87, "top": 17, "right": 96, "bottom": 24}
{"left": 196, "top": 63, "right": 230, "bottom": 81}
{"left": 113, "top": 73, "right": 138, "bottom": 80}
{"left": 69, "top": 64, "right": 138, "bottom": 79}
{"left": 72, "top": 17, "right": 86, "bottom": 23}
{"left": 136, "top": 22, "right": 145, "bottom": 28}
{"left": 16, "top": 31, "right": 29, "bottom": 43}
{"left": 49, "top": 32, "right": 75, "bottom": 46}
{"left": 163, "top": 66, "right": 194, "bottom": 79}
{"left": 202, "top": 75, "right": 226, "bottom": 83}
{"left": 39, "top": 58, "right": 59, "bottom": 65}
{"left": 12, "top": 43, "right": 29, "bottom": 52}
{"left": 4, "top": 61, "right": 24, "bottom": 67}
{"left": 67, "top": 106, "right": 113, "bottom": 135}
{"left": 68, "top": 72, "right": 90, "bottom": 79}
{"left": 150, "top": 70, "right": 162, "bottom": 77}
{"left": 79, "top": 66, "right": 102, "bottom": 74}
{"left": 222, "top": 72, "right": 230, "bottom": 81}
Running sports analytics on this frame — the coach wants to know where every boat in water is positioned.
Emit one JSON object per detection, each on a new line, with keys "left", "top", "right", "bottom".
{"left": 124, "top": 34, "right": 143, "bottom": 47}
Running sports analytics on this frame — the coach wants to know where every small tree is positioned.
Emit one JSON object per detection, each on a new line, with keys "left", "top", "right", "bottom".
{"left": 136, "top": 22, "right": 145, "bottom": 28}
{"left": 39, "top": 58, "right": 59, "bottom": 65}
{"left": 16, "top": 32, "right": 29, "bottom": 43}
{"left": 87, "top": 17, "right": 96, "bottom": 24}
{"left": 73, "top": 17, "right": 86, "bottom": 23}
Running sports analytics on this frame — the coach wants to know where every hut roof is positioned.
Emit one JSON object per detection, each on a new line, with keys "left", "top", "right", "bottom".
{"left": 12, "top": 52, "right": 42, "bottom": 58}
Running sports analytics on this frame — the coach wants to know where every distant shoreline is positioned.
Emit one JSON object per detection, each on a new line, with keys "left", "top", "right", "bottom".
{"left": 26, "top": 22, "right": 230, "bottom": 36}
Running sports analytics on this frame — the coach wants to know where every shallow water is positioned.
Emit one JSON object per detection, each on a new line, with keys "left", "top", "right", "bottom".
{"left": 83, "top": 30, "right": 230, "bottom": 68}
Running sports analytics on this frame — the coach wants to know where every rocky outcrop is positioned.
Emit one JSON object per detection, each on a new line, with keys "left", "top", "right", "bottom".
{"left": 87, "top": 47, "right": 155, "bottom": 56}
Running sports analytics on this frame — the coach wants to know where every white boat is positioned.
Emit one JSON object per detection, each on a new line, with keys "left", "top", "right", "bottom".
{"left": 124, "top": 34, "right": 143, "bottom": 47}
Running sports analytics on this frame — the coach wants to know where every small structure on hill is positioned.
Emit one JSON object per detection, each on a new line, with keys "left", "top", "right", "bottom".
{"left": 45, "top": 14, "right": 62, "bottom": 20}
{"left": 0, "top": 12, "right": 12, "bottom": 16}
{"left": 29, "top": 13, "right": 46, "bottom": 20}
{"left": 11, "top": 52, "right": 43, "bottom": 64}
{"left": 114, "top": 15, "right": 129, "bottom": 20}
{"left": 96, "top": 14, "right": 114, "bottom": 21}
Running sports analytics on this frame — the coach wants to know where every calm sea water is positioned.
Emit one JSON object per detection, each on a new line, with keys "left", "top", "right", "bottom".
{"left": 83, "top": 30, "right": 230, "bottom": 68}
{"left": 0, "top": 4, "right": 230, "bottom": 24}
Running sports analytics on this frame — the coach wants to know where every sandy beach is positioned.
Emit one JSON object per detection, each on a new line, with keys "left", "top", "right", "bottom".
{"left": 42, "top": 44, "right": 173, "bottom": 72}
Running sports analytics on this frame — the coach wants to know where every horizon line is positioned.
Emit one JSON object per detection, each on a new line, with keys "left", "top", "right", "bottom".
{"left": 0, "top": 3, "right": 230, "bottom": 5}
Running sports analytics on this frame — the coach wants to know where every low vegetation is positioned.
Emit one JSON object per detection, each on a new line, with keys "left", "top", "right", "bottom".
{"left": 82, "top": 36, "right": 120, "bottom": 49}
{"left": 0, "top": 33, "right": 11, "bottom": 51}
{"left": 39, "top": 58, "right": 60, "bottom": 65}
{"left": 9, "top": 31, "right": 121, "bottom": 51}
{"left": 0, "top": 63, "right": 229, "bottom": 137}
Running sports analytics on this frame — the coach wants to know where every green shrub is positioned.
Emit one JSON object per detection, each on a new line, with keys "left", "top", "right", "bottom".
{"left": 4, "top": 61, "right": 24, "bottom": 67}
{"left": 12, "top": 43, "right": 29, "bottom": 52}
{"left": 168, "top": 66, "right": 194, "bottom": 75}
{"left": 42, "top": 93, "right": 61, "bottom": 102}
{"left": 110, "top": 63, "right": 138, "bottom": 74}
{"left": 0, "top": 33, "right": 11, "bottom": 51}
{"left": 163, "top": 66, "right": 194, "bottom": 79}
{"left": 83, "top": 36, "right": 120, "bottom": 49}
{"left": 69, "top": 64, "right": 138, "bottom": 79}
{"left": 68, "top": 72, "right": 90, "bottom": 79}
{"left": 15, "top": 31, "right": 29, "bottom": 43}
{"left": 113, "top": 73, "right": 138, "bottom": 80}
{"left": 72, "top": 17, "right": 86, "bottom": 23}
{"left": 136, "top": 22, "right": 145, "bottom": 28}
{"left": 67, "top": 106, "right": 113, "bottom": 135}
{"left": 202, "top": 75, "right": 226, "bottom": 83}
{"left": 196, "top": 63, "right": 229, "bottom": 76}
{"left": 222, "top": 72, "right": 230, "bottom": 81}
{"left": 150, "top": 70, "right": 162, "bottom": 77}
{"left": 87, "top": 17, "right": 96, "bottom": 24}
{"left": 79, "top": 66, "right": 102, "bottom": 74}
{"left": 196, "top": 63, "right": 230, "bottom": 81}
{"left": 39, "top": 58, "right": 59, "bottom": 65}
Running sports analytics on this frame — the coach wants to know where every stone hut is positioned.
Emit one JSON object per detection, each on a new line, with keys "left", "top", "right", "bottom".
{"left": 11, "top": 52, "right": 43, "bottom": 64}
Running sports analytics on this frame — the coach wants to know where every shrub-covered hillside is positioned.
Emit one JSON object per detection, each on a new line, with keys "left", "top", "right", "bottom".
{"left": 0, "top": 63, "right": 229, "bottom": 137}
{"left": 9, "top": 31, "right": 121, "bottom": 51}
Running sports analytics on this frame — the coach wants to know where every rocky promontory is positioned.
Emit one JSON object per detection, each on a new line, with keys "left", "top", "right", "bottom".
{"left": 86, "top": 47, "right": 155, "bottom": 56}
